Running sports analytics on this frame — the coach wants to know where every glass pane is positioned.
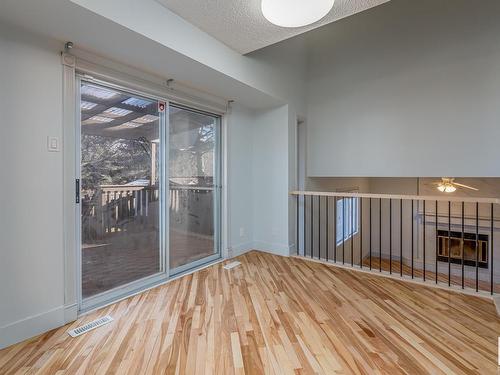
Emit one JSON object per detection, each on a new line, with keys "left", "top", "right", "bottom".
{"left": 336, "top": 198, "right": 359, "bottom": 245}
{"left": 169, "top": 106, "right": 219, "bottom": 271}
{"left": 80, "top": 82, "right": 162, "bottom": 299}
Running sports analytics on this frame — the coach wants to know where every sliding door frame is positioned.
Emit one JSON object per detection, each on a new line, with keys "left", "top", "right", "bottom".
{"left": 63, "top": 54, "right": 227, "bottom": 316}
{"left": 76, "top": 75, "right": 169, "bottom": 313}
{"left": 168, "top": 104, "right": 223, "bottom": 277}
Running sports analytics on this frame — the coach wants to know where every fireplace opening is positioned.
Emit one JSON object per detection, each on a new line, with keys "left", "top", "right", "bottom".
{"left": 437, "top": 230, "right": 488, "bottom": 268}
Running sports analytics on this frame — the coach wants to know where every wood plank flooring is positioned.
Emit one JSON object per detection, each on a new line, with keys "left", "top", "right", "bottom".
{"left": 362, "top": 257, "right": 500, "bottom": 294}
{"left": 0, "top": 251, "right": 498, "bottom": 374}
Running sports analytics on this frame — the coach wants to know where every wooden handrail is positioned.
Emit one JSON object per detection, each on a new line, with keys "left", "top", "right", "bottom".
{"left": 290, "top": 190, "right": 500, "bottom": 205}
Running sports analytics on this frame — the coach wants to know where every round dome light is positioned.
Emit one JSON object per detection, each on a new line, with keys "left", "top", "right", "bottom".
{"left": 261, "top": 0, "right": 335, "bottom": 28}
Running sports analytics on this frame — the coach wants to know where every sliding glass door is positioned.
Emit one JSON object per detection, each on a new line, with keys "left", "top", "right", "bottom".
{"left": 79, "top": 80, "right": 165, "bottom": 302}
{"left": 78, "top": 78, "right": 221, "bottom": 309}
{"left": 169, "top": 105, "right": 221, "bottom": 274}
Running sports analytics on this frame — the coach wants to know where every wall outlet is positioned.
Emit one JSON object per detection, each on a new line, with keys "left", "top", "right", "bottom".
{"left": 239, "top": 227, "right": 245, "bottom": 238}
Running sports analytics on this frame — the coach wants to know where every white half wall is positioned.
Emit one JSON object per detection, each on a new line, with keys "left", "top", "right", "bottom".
{"left": 306, "top": 0, "right": 500, "bottom": 177}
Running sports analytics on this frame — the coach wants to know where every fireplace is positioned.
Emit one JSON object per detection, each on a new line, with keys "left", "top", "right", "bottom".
{"left": 437, "top": 230, "right": 488, "bottom": 268}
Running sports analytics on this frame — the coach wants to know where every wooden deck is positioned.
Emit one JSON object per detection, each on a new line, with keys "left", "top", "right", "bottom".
{"left": 82, "top": 229, "right": 214, "bottom": 297}
{"left": 0, "top": 251, "right": 498, "bottom": 374}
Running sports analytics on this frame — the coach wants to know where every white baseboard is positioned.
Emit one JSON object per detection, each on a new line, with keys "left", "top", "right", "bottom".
{"left": 228, "top": 241, "right": 292, "bottom": 258}
{"left": 252, "top": 241, "right": 290, "bottom": 257}
{"left": 0, "top": 305, "right": 68, "bottom": 350}
{"left": 64, "top": 303, "right": 78, "bottom": 324}
{"left": 230, "top": 241, "right": 255, "bottom": 257}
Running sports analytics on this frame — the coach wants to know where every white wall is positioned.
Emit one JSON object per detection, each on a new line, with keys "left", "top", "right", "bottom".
{"left": 306, "top": 0, "right": 500, "bottom": 177}
{"left": 0, "top": 24, "right": 66, "bottom": 348}
{"left": 227, "top": 104, "right": 255, "bottom": 256}
{"left": 252, "top": 105, "right": 292, "bottom": 255}
{"left": 227, "top": 104, "right": 295, "bottom": 257}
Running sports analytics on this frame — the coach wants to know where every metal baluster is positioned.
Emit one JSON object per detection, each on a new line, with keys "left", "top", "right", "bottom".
{"left": 491, "top": 203, "right": 494, "bottom": 295}
{"left": 400, "top": 199, "right": 403, "bottom": 277}
{"left": 435, "top": 200, "right": 438, "bottom": 284}
{"left": 389, "top": 199, "right": 392, "bottom": 274}
{"left": 369, "top": 198, "right": 372, "bottom": 270}
{"left": 411, "top": 200, "right": 414, "bottom": 279}
{"left": 303, "top": 194, "right": 306, "bottom": 257}
{"left": 334, "top": 196, "right": 337, "bottom": 263}
{"left": 423, "top": 200, "right": 426, "bottom": 282}
{"left": 461, "top": 202, "right": 465, "bottom": 289}
{"left": 448, "top": 201, "right": 451, "bottom": 287}
{"left": 318, "top": 195, "right": 321, "bottom": 260}
{"left": 379, "top": 198, "right": 382, "bottom": 272}
{"left": 296, "top": 194, "right": 299, "bottom": 256}
{"left": 476, "top": 202, "right": 479, "bottom": 292}
{"left": 326, "top": 197, "right": 329, "bottom": 262}
{"left": 310, "top": 195, "right": 313, "bottom": 259}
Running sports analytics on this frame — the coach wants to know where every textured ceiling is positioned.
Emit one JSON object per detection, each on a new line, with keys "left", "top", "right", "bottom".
{"left": 155, "top": 0, "right": 390, "bottom": 54}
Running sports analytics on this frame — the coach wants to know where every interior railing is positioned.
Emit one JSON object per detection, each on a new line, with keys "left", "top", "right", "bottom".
{"left": 291, "top": 191, "right": 500, "bottom": 295}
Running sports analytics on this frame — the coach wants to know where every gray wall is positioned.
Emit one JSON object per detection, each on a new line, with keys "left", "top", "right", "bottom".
{"left": 0, "top": 24, "right": 65, "bottom": 348}
{"left": 227, "top": 104, "right": 255, "bottom": 255}
{"left": 306, "top": 0, "right": 500, "bottom": 177}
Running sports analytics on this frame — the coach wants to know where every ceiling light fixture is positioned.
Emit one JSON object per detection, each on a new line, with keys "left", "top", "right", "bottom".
{"left": 437, "top": 181, "right": 457, "bottom": 193}
{"left": 261, "top": 0, "right": 335, "bottom": 28}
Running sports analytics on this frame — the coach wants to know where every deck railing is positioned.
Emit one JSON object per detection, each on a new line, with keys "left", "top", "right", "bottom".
{"left": 82, "top": 185, "right": 159, "bottom": 242}
{"left": 82, "top": 184, "right": 214, "bottom": 243}
{"left": 291, "top": 191, "right": 500, "bottom": 295}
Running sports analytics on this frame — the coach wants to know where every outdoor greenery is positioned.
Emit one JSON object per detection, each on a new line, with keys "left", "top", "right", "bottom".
{"left": 81, "top": 134, "right": 153, "bottom": 191}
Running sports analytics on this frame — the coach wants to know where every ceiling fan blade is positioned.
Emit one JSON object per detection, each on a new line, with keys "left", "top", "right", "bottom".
{"left": 454, "top": 182, "right": 479, "bottom": 191}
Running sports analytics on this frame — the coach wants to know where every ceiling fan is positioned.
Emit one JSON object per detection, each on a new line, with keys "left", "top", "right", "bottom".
{"left": 432, "top": 178, "right": 479, "bottom": 193}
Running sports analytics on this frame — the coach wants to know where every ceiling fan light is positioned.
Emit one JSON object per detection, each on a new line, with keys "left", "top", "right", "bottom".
{"left": 437, "top": 183, "right": 457, "bottom": 193}
{"left": 261, "top": 0, "right": 335, "bottom": 28}
{"left": 445, "top": 185, "right": 457, "bottom": 193}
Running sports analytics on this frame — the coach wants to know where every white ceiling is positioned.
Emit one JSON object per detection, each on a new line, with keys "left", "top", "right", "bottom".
{"left": 155, "top": 0, "right": 390, "bottom": 54}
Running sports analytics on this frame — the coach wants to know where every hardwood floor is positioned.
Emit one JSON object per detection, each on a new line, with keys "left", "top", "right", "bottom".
{"left": 362, "top": 257, "right": 500, "bottom": 294}
{"left": 0, "top": 251, "right": 498, "bottom": 374}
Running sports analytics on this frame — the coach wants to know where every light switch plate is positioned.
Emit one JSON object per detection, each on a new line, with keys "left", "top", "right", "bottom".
{"left": 47, "top": 136, "right": 60, "bottom": 152}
